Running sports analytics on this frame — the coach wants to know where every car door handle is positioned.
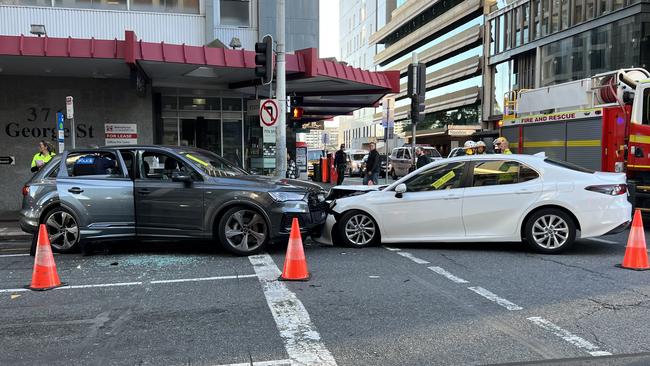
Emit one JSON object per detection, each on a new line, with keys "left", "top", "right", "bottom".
{"left": 137, "top": 189, "right": 151, "bottom": 195}
{"left": 68, "top": 187, "right": 84, "bottom": 194}
{"left": 444, "top": 195, "right": 461, "bottom": 200}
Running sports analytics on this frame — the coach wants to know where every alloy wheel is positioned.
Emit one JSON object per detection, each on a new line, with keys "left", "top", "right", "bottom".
{"left": 45, "top": 211, "right": 79, "bottom": 251}
{"left": 224, "top": 209, "right": 267, "bottom": 252}
{"left": 531, "top": 214, "right": 569, "bottom": 249}
{"left": 344, "top": 214, "right": 376, "bottom": 246}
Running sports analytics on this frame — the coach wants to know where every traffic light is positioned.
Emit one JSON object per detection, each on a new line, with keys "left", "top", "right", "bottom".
{"left": 291, "top": 107, "right": 304, "bottom": 119}
{"left": 254, "top": 35, "right": 273, "bottom": 84}
{"left": 407, "top": 62, "right": 426, "bottom": 124}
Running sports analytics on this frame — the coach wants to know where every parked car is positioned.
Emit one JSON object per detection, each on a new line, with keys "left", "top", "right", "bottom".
{"left": 315, "top": 154, "right": 631, "bottom": 254}
{"left": 346, "top": 150, "right": 369, "bottom": 177}
{"left": 20, "top": 146, "right": 328, "bottom": 256}
{"left": 389, "top": 146, "right": 442, "bottom": 179}
{"left": 306, "top": 149, "right": 325, "bottom": 178}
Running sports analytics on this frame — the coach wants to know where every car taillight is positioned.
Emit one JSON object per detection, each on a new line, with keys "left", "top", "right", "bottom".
{"left": 22, "top": 185, "right": 30, "bottom": 197}
{"left": 585, "top": 184, "right": 627, "bottom": 196}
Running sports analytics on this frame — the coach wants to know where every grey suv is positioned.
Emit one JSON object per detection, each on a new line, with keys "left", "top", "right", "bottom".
{"left": 20, "top": 146, "right": 328, "bottom": 256}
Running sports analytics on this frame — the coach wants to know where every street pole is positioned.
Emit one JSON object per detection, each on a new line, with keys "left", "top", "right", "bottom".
{"left": 275, "top": 0, "right": 287, "bottom": 178}
{"left": 411, "top": 52, "right": 417, "bottom": 167}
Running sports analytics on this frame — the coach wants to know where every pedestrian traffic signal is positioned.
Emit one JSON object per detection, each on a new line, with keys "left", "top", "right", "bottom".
{"left": 255, "top": 35, "right": 273, "bottom": 84}
{"left": 407, "top": 62, "right": 426, "bottom": 124}
{"left": 292, "top": 107, "right": 304, "bottom": 120}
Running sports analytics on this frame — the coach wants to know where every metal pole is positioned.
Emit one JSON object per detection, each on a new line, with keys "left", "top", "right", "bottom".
{"left": 71, "top": 118, "right": 76, "bottom": 149}
{"left": 275, "top": 0, "right": 287, "bottom": 178}
{"left": 411, "top": 52, "right": 417, "bottom": 168}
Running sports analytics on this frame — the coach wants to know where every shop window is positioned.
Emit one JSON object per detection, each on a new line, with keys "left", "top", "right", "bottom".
{"left": 220, "top": 0, "right": 250, "bottom": 27}
{"left": 55, "top": 0, "right": 126, "bottom": 10}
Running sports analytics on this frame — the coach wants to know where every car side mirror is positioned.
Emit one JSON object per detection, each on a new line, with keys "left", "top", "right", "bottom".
{"left": 172, "top": 172, "right": 192, "bottom": 183}
{"left": 395, "top": 183, "right": 406, "bottom": 198}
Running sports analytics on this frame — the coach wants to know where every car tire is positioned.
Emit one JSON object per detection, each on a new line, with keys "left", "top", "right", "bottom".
{"left": 218, "top": 206, "right": 269, "bottom": 256}
{"left": 524, "top": 208, "right": 576, "bottom": 254}
{"left": 338, "top": 210, "right": 380, "bottom": 248}
{"left": 41, "top": 207, "right": 81, "bottom": 253}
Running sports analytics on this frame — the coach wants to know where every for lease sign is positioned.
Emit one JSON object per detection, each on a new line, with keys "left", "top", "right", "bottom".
{"left": 105, "top": 123, "right": 138, "bottom": 145}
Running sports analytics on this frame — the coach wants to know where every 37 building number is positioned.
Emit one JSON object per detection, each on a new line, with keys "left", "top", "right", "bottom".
{"left": 26, "top": 107, "right": 63, "bottom": 122}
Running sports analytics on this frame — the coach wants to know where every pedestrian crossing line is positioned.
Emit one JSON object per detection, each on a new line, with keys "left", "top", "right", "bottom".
{"left": 396, "top": 251, "right": 430, "bottom": 264}
{"left": 527, "top": 317, "right": 612, "bottom": 357}
{"left": 150, "top": 274, "right": 257, "bottom": 284}
{"left": 249, "top": 254, "right": 337, "bottom": 366}
{"left": 428, "top": 266, "right": 469, "bottom": 284}
{"left": 212, "top": 359, "right": 292, "bottom": 366}
{"left": 467, "top": 286, "right": 523, "bottom": 311}
{"left": 0, "top": 253, "right": 30, "bottom": 258}
{"left": 382, "top": 246, "right": 401, "bottom": 251}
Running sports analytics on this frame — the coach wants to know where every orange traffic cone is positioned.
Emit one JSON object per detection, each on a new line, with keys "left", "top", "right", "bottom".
{"left": 28, "top": 224, "right": 64, "bottom": 290}
{"left": 279, "top": 218, "right": 310, "bottom": 281}
{"left": 617, "top": 209, "right": 650, "bottom": 271}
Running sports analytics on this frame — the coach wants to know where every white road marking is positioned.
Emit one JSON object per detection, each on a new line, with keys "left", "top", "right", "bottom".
{"left": 527, "top": 317, "right": 612, "bottom": 357}
{"left": 0, "top": 274, "right": 256, "bottom": 294}
{"left": 382, "top": 246, "right": 401, "bottom": 251}
{"left": 150, "top": 274, "right": 257, "bottom": 284}
{"left": 428, "top": 266, "right": 469, "bottom": 284}
{"left": 468, "top": 286, "right": 523, "bottom": 311}
{"left": 213, "top": 359, "right": 292, "bottom": 366}
{"left": 396, "top": 251, "right": 430, "bottom": 264}
{"left": 0, "top": 228, "right": 6, "bottom": 232}
{"left": 586, "top": 237, "right": 619, "bottom": 245}
{"left": 249, "top": 254, "right": 337, "bottom": 366}
{"left": 0, "top": 253, "right": 30, "bottom": 258}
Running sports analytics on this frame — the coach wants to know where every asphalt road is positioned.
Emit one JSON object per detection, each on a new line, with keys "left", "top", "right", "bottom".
{"left": 1, "top": 227, "right": 650, "bottom": 366}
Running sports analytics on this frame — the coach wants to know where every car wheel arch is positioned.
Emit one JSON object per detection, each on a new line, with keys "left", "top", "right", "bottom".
{"left": 519, "top": 204, "right": 581, "bottom": 240}
{"left": 211, "top": 200, "right": 272, "bottom": 237}
{"left": 333, "top": 208, "right": 382, "bottom": 242}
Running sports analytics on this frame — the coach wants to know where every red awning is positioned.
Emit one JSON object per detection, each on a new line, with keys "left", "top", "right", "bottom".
{"left": 0, "top": 31, "right": 399, "bottom": 121}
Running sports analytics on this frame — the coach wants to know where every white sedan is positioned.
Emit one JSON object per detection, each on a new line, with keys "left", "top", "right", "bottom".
{"left": 315, "top": 154, "right": 631, "bottom": 253}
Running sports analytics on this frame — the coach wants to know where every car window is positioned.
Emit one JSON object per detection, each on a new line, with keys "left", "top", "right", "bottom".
{"left": 64, "top": 152, "right": 123, "bottom": 178}
{"left": 404, "top": 162, "right": 466, "bottom": 192}
{"left": 141, "top": 151, "right": 199, "bottom": 181}
{"left": 424, "top": 148, "right": 442, "bottom": 158}
{"left": 119, "top": 150, "right": 136, "bottom": 179}
{"left": 396, "top": 149, "right": 404, "bottom": 159}
{"left": 472, "top": 160, "right": 539, "bottom": 187}
{"left": 403, "top": 149, "right": 411, "bottom": 160}
{"left": 178, "top": 150, "right": 246, "bottom": 178}
{"left": 352, "top": 153, "right": 366, "bottom": 160}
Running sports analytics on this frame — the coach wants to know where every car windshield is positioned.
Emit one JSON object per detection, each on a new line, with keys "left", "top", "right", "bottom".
{"left": 352, "top": 153, "right": 366, "bottom": 160}
{"left": 424, "top": 149, "right": 442, "bottom": 158}
{"left": 544, "top": 158, "right": 595, "bottom": 173}
{"left": 179, "top": 150, "right": 247, "bottom": 177}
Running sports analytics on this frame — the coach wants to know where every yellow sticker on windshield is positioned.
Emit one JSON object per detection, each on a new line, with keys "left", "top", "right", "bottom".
{"left": 186, "top": 154, "right": 209, "bottom": 166}
{"left": 431, "top": 170, "right": 456, "bottom": 189}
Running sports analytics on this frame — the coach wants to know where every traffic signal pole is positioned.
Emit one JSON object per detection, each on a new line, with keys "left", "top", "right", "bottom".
{"left": 411, "top": 52, "right": 417, "bottom": 167}
{"left": 275, "top": 0, "right": 287, "bottom": 178}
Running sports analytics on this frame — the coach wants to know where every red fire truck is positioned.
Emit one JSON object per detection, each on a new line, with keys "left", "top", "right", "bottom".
{"left": 500, "top": 68, "right": 650, "bottom": 210}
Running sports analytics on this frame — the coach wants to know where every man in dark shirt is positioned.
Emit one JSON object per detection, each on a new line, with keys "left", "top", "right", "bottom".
{"left": 334, "top": 144, "right": 347, "bottom": 185}
{"left": 415, "top": 147, "right": 430, "bottom": 169}
{"left": 363, "top": 143, "right": 380, "bottom": 185}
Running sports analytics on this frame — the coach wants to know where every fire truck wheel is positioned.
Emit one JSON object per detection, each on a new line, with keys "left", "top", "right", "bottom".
{"left": 524, "top": 208, "right": 576, "bottom": 254}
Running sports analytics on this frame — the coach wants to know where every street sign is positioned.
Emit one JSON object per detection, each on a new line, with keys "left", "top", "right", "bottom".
{"left": 0, "top": 156, "right": 15, "bottom": 165}
{"left": 382, "top": 97, "right": 395, "bottom": 128}
{"left": 57, "top": 112, "right": 65, "bottom": 153}
{"left": 66, "top": 96, "right": 74, "bottom": 119}
{"left": 259, "top": 99, "right": 279, "bottom": 127}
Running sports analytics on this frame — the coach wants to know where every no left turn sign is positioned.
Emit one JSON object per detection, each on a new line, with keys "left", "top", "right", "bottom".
{"left": 259, "top": 99, "right": 279, "bottom": 127}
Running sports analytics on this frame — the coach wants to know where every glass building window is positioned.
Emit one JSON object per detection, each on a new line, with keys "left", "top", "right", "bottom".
{"left": 220, "top": 0, "right": 250, "bottom": 26}
{"left": 515, "top": 7, "right": 522, "bottom": 47}
{"left": 532, "top": 0, "right": 541, "bottom": 39}
{"left": 490, "top": 19, "right": 496, "bottom": 55}
{"left": 541, "top": 0, "right": 551, "bottom": 37}
{"left": 551, "top": 0, "right": 560, "bottom": 33}
{"left": 523, "top": 4, "right": 530, "bottom": 43}
{"left": 561, "top": 0, "right": 569, "bottom": 30}
{"left": 492, "top": 60, "right": 515, "bottom": 116}
{"left": 1, "top": 0, "right": 52, "bottom": 5}
{"left": 573, "top": 0, "right": 585, "bottom": 25}
{"left": 498, "top": 14, "right": 506, "bottom": 53}
{"left": 613, "top": 0, "right": 625, "bottom": 10}
{"left": 55, "top": 0, "right": 126, "bottom": 10}
{"left": 585, "top": 0, "right": 596, "bottom": 20}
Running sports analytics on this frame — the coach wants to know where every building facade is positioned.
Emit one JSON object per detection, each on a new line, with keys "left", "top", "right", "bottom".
{"left": 368, "top": 0, "right": 488, "bottom": 156}
{"left": 483, "top": 0, "right": 650, "bottom": 126}
{"left": 0, "top": 0, "right": 400, "bottom": 212}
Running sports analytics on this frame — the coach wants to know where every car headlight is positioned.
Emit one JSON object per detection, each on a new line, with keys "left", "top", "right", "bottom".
{"left": 268, "top": 191, "right": 307, "bottom": 202}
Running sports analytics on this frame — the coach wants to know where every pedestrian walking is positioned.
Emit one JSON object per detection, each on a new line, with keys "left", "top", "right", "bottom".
{"left": 494, "top": 137, "right": 512, "bottom": 154}
{"left": 415, "top": 146, "right": 430, "bottom": 169}
{"left": 286, "top": 153, "right": 298, "bottom": 179}
{"left": 363, "top": 142, "right": 380, "bottom": 185}
{"left": 30, "top": 140, "right": 56, "bottom": 173}
{"left": 334, "top": 144, "right": 347, "bottom": 185}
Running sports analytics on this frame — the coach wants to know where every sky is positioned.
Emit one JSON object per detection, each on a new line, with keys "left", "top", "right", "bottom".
{"left": 319, "top": 0, "right": 339, "bottom": 59}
